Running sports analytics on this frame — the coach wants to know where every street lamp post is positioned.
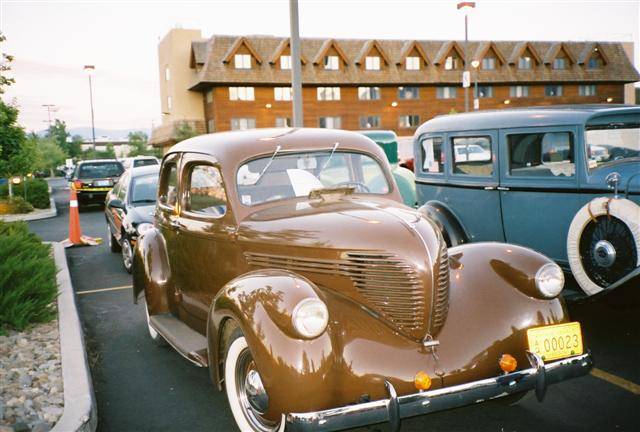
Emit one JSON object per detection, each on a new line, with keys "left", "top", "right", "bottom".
{"left": 471, "top": 60, "right": 480, "bottom": 110}
{"left": 289, "top": 0, "right": 304, "bottom": 127}
{"left": 457, "top": 2, "right": 476, "bottom": 112}
{"left": 83, "top": 65, "right": 97, "bottom": 148}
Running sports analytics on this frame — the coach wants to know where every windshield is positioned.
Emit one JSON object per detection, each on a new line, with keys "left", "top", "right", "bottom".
{"left": 133, "top": 158, "right": 159, "bottom": 168}
{"left": 130, "top": 174, "right": 159, "bottom": 204}
{"left": 585, "top": 123, "right": 639, "bottom": 171}
{"left": 236, "top": 151, "right": 390, "bottom": 206}
{"left": 77, "top": 162, "right": 123, "bottom": 179}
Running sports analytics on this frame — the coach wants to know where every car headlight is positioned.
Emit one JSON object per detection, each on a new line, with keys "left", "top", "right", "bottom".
{"left": 535, "top": 263, "right": 565, "bottom": 298}
{"left": 292, "top": 298, "right": 328, "bottom": 339}
{"left": 136, "top": 223, "right": 154, "bottom": 236}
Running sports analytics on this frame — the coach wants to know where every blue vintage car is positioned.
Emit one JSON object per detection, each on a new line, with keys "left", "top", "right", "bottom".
{"left": 413, "top": 105, "right": 639, "bottom": 298}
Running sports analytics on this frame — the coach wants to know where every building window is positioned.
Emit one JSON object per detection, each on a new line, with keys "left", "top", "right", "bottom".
{"left": 365, "top": 56, "right": 381, "bottom": 70}
{"left": 482, "top": 57, "right": 496, "bottom": 70}
{"left": 553, "top": 58, "right": 566, "bottom": 70}
{"left": 275, "top": 117, "right": 291, "bottom": 127}
{"left": 229, "top": 87, "right": 255, "bottom": 101}
{"left": 164, "top": 67, "right": 170, "bottom": 81}
{"left": 452, "top": 136, "right": 493, "bottom": 176}
{"left": 231, "top": 118, "right": 256, "bottom": 130}
{"left": 406, "top": 56, "right": 420, "bottom": 70}
{"left": 444, "top": 55, "right": 460, "bottom": 70}
{"left": 478, "top": 85, "right": 493, "bottom": 98}
{"left": 205, "top": 90, "right": 213, "bottom": 104}
{"left": 359, "top": 116, "right": 380, "bottom": 129}
{"left": 317, "top": 87, "right": 341, "bottom": 101}
{"left": 545, "top": 85, "right": 563, "bottom": 97}
{"left": 587, "top": 57, "right": 603, "bottom": 70}
{"left": 518, "top": 56, "right": 532, "bottom": 70}
{"left": 358, "top": 86, "right": 381, "bottom": 100}
{"left": 280, "top": 55, "right": 291, "bottom": 70}
{"left": 234, "top": 54, "right": 251, "bottom": 69}
{"left": 324, "top": 55, "right": 339, "bottom": 70}
{"left": 274, "top": 87, "right": 292, "bottom": 101}
{"left": 207, "top": 119, "right": 215, "bottom": 133}
{"left": 399, "top": 115, "right": 420, "bottom": 128}
{"left": 398, "top": 86, "right": 419, "bottom": 100}
{"left": 436, "top": 87, "right": 457, "bottom": 99}
{"left": 166, "top": 96, "right": 172, "bottom": 111}
{"left": 319, "top": 116, "right": 342, "bottom": 129}
{"left": 510, "top": 85, "right": 530, "bottom": 98}
{"left": 579, "top": 85, "right": 597, "bottom": 96}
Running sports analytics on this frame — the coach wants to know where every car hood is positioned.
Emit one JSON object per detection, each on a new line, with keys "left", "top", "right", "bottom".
{"left": 238, "top": 195, "right": 449, "bottom": 341}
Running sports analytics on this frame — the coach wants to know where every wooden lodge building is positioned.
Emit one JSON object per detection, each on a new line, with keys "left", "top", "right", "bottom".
{"left": 149, "top": 29, "right": 639, "bottom": 151}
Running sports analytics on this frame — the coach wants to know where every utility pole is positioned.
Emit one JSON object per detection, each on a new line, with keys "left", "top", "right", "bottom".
{"left": 83, "top": 65, "right": 97, "bottom": 148}
{"left": 42, "top": 104, "right": 57, "bottom": 129}
{"left": 289, "top": 0, "right": 303, "bottom": 127}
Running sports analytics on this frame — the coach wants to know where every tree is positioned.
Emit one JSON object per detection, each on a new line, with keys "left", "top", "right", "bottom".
{"left": 34, "top": 137, "right": 67, "bottom": 177}
{"left": 127, "top": 131, "right": 149, "bottom": 157}
{"left": 46, "top": 119, "right": 73, "bottom": 156}
{"left": 175, "top": 121, "right": 197, "bottom": 143}
{"left": 0, "top": 32, "right": 15, "bottom": 95}
{"left": 0, "top": 99, "right": 29, "bottom": 196}
{"left": 69, "top": 135, "right": 83, "bottom": 159}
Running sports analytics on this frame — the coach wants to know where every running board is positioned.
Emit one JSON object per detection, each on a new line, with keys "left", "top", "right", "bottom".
{"left": 149, "top": 313, "right": 209, "bottom": 367}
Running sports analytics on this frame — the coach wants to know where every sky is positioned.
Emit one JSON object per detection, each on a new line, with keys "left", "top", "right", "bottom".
{"left": 1, "top": 0, "right": 639, "bottom": 135}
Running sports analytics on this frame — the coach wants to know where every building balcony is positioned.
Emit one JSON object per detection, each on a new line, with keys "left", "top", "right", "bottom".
{"left": 149, "top": 119, "right": 206, "bottom": 149}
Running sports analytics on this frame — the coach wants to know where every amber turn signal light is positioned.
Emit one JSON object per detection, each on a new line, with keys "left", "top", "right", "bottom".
{"left": 499, "top": 354, "right": 517, "bottom": 373}
{"left": 414, "top": 371, "right": 432, "bottom": 391}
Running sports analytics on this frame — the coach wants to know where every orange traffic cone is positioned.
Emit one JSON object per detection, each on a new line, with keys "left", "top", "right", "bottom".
{"left": 62, "top": 186, "right": 102, "bottom": 248}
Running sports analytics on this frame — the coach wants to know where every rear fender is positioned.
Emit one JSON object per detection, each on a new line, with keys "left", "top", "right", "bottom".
{"left": 418, "top": 201, "right": 468, "bottom": 247}
{"left": 132, "top": 227, "right": 171, "bottom": 315}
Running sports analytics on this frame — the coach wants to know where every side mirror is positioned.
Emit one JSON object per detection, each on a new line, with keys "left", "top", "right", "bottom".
{"left": 109, "top": 199, "right": 126, "bottom": 210}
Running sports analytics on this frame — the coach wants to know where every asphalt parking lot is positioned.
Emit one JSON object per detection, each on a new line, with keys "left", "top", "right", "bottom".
{"left": 28, "top": 178, "right": 639, "bottom": 432}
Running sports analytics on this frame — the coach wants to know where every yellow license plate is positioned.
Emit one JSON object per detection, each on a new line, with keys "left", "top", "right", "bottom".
{"left": 526, "top": 322, "right": 583, "bottom": 362}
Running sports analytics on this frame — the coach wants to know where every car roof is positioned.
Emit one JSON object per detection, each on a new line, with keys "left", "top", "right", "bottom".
{"left": 130, "top": 156, "right": 158, "bottom": 160}
{"left": 415, "top": 104, "right": 640, "bottom": 135}
{"left": 167, "top": 127, "right": 388, "bottom": 166}
{"left": 77, "top": 159, "right": 123, "bottom": 164}
{"left": 128, "top": 165, "right": 160, "bottom": 177}
{"left": 357, "top": 130, "right": 398, "bottom": 144}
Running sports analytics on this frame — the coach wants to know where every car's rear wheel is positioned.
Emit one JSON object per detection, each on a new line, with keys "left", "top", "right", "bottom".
{"left": 122, "top": 237, "right": 133, "bottom": 273}
{"left": 224, "top": 333, "right": 283, "bottom": 432}
{"left": 108, "top": 225, "right": 121, "bottom": 253}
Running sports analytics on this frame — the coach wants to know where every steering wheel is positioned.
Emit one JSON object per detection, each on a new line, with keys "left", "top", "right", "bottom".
{"left": 334, "top": 181, "right": 371, "bottom": 193}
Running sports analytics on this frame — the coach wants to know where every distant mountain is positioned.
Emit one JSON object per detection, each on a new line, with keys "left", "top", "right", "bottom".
{"left": 37, "top": 127, "right": 151, "bottom": 141}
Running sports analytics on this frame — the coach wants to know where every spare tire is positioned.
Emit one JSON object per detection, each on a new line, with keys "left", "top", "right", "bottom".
{"left": 567, "top": 197, "right": 640, "bottom": 296}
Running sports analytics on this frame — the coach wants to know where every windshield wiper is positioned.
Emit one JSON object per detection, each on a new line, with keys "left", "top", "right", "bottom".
{"left": 253, "top": 145, "right": 282, "bottom": 185}
{"left": 316, "top": 142, "right": 339, "bottom": 177}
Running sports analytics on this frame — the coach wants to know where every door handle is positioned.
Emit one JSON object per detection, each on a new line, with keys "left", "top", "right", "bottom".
{"left": 497, "top": 186, "right": 510, "bottom": 191}
{"left": 484, "top": 186, "right": 496, "bottom": 190}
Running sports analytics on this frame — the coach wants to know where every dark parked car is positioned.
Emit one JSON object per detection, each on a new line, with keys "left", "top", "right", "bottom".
{"left": 71, "top": 159, "right": 125, "bottom": 208}
{"left": 105, "top": 165, "right": 159, "bottom": 272}
{"left": 413, "top": 105, "right": 639, "bottom": 299}
{"left": 133, "top": 128, "right": 591, "bottom": 432}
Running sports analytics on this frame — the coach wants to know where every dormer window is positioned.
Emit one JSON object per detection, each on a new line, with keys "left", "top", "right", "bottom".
{"left": 518, "top": 56, "right": 532, "bottom": 70}
{"left": 234, "top": 54, "right": 251, "bottom": 69}
{"left": 553, "top": 57, "right": 566, "bottom": 70}
{"left": 588, "top": 56, "right": 603, "bottom": 70}
{"left": 365, "top": 56, "right": 381, "bottom": 70}
{"left": 280, "top": 55, "right": 291, "bottom": 70}
{"left": 406, "top": 56, "right": 420, "bottom": 70}
{"left": 445, "top": 55, "right": 460, "bottom": 70}
{"left": 324, "top": 55, "right": 339, "bottom": 70}
{"left": 481, "top": 57, "right": 496, "bottom": 70}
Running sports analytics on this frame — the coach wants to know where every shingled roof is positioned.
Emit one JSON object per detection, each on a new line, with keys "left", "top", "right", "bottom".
{"left": 187, "top": 35, "right": 639, "bottom": 90}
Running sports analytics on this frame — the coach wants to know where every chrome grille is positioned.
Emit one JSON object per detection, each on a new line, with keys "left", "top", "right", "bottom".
{"left": 245, "top": 251, "right": 425, "bottom": 331}
{"left": 430, "top": 239, "right": 450, "bottom": 335}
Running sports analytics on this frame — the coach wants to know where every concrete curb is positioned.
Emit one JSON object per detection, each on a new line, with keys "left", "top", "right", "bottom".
{"left": 0, "top": 196, "right": 57, "bottom": 222}
{"left": 51, "top": 242, "right": 97, "bottom": 432}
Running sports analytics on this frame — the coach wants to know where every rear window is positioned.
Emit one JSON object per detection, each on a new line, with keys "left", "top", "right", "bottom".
{"left": 77, "top": 162, "right": 123, "bottom": 179}
{"left": 133, "top": 159, "right": 159, "bottom": 168}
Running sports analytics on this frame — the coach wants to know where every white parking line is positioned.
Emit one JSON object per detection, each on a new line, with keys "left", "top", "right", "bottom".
{"left": 77, "top": 285, "right": 132, "bottom": 295}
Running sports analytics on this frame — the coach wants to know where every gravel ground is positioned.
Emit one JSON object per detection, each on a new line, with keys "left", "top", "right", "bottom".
{"left": 0, "top": 320, "right": 64, "bottom": 432}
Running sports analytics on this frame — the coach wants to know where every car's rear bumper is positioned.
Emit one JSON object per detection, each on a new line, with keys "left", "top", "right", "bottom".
{"left": 77, "top": 189, "right": 110, "bottom": 204}
{"left": 285, "top": 351, "right": 593, "bottom": 432}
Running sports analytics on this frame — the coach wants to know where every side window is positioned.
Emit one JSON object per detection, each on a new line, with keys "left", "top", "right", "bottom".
{"left": 117, "top": 173, "right": 129, "bottom": 201}
{"left": 421, "top": 137, "right": 444, "bottom": 174}
{"left": 186, "top": 165, "right": 227, "bottom": 217}
{"left": 452, "top": 136, "right": 493, "bottom": 176}
{"left": 159, "top": 163, "right": 179, "bottom": 208}
{"left": 508, "top": 132, "right": 575, "bottom": 177}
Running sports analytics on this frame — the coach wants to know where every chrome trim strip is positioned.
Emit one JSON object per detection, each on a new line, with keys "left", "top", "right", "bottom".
{"left": 285, "top": 352, "right": 593, "bottom": 432}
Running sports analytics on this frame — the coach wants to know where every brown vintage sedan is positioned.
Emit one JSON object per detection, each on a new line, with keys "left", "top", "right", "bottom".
{"left": 133, "top": 128, "right": 593, "bottom": 432}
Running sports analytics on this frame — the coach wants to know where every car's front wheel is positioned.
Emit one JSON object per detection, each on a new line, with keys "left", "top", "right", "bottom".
{"left": 224, "top": 333, "right": 283, "bottom": 432}
{"left": 121, "top": 237, "right": 133, "bottom": 273}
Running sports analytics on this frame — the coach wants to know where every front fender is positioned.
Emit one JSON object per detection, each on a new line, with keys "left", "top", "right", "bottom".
{"left": 132, "top": 227, "right": 171, "bottom": 315}
{"left": 418, "top": 201, "right": 468, "bottom": 247}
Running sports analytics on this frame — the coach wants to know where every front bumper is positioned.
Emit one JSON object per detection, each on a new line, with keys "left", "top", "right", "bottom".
{"left": 285, "top": 351, "right": 593, "bottom": 432}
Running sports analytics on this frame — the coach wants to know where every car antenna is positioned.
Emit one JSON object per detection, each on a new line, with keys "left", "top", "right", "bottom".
{"left": 253, "top": 145, "right": 282, "bottom": 185}
{"left": 317, "top": 142, "right": 339, "bottom": 176}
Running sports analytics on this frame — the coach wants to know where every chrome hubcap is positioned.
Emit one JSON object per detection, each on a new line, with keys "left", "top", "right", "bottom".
{"left": 245, "top": 369, "right": 268, "bottom": 413}
{"left": 593, "top": 240, "right": 616, "bottom": 268}
{"left": 236, "top": 349, "right": 275, "bottom": 431}
{"left": 122, "top": 240, "right": 132, "bottom": 269}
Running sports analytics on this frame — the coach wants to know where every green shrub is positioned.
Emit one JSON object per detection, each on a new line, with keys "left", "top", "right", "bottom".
{"left": 0, "top": 178, "right": 50, "bottom": 209}
{"left": 0, "top": 221, "right": 58, "bottom": 333}
{"left": 0, "top": 196, "right": 34, "bottom": 214}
